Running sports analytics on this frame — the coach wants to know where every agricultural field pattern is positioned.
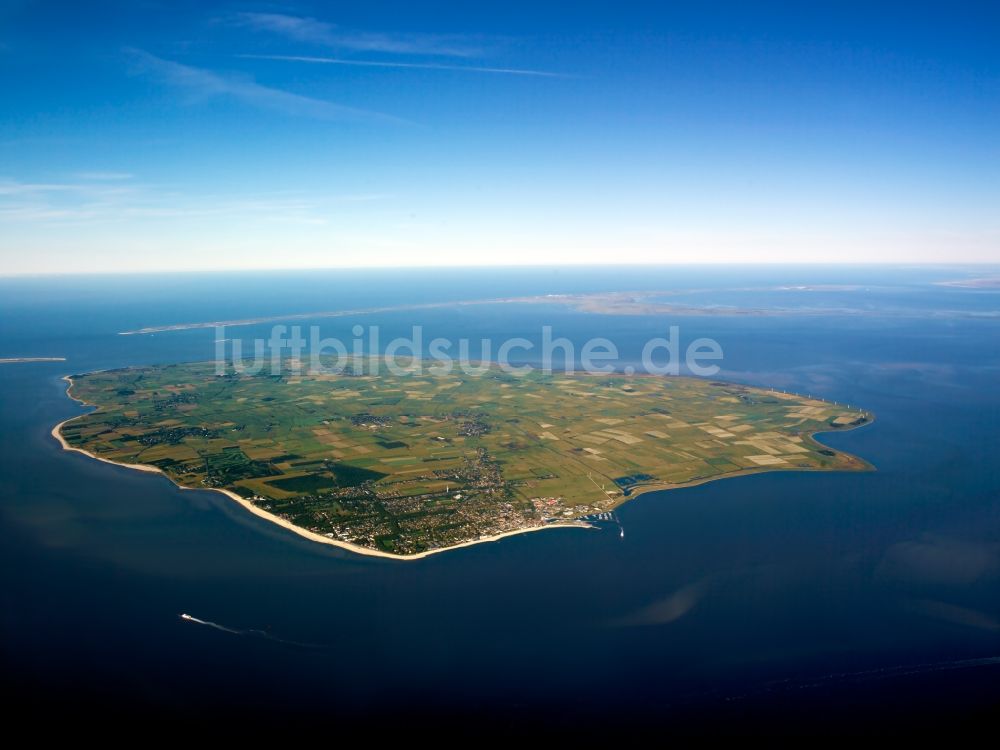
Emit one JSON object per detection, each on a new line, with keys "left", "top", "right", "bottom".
{"left": 58, "top": 359, "right": 872, "bottom": 557}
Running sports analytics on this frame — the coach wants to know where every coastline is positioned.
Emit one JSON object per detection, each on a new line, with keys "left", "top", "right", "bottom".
{"left": 1, "top": 357, "right": 67, "bottom": 364}
{"left": 51, "top": 372, "right": 873, "bottom": 560}
{"left": 112, "top": 294, "right": 820, "bottom": 335}
{"left": 51, "top": 376, "right": 589, "bottom": 561}
{"left": 610, "top": 410, "right": 876, "bottom": 504}
{"left": 116, "top": 287, "right": 996, "bottom": 336}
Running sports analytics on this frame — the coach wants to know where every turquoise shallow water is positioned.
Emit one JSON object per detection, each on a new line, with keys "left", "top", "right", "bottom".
{"left": 1, "top": 266, "right": 998, "bottom": 731}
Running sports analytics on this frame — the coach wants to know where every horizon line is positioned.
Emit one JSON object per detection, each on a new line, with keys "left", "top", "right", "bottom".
{"left": 2, "top": 260, "right": 998, "bottom": 279}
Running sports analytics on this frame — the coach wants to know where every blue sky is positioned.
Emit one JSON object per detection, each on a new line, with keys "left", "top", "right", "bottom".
{"left": 1, "top": 1, "right": 998, "bottom": 273}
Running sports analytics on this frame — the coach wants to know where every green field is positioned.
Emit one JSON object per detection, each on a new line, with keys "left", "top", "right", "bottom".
{"left": 59, "top": 359, "right": 872, "bottom": 555}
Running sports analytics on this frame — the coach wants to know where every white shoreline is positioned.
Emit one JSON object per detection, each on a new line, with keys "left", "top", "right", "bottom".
{"left": 1, "top": 357, "right": 66, "bottom": 363}
{"left": 51, "top": 376, "right": 588, "bottom": 561}
{"left": 51, "top": 371, "right": 873, "bottom": 560}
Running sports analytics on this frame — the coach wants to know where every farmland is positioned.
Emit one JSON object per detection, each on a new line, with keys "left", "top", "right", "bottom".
{"left": 57, "top": 359, "right": 872, "bottom": 557}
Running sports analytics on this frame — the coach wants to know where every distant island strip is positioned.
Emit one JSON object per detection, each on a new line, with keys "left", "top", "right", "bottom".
{"left": 118, "top": 288, "right": 997, "bottom": 335}
{"left": 117, "top": 293, "right": 709, "bottom": 335}
{"left": 935, "top": 277, "right": 1000, "bottom": 289}
{"left": 0, "top": 357, "right": 67, "bottom": 364}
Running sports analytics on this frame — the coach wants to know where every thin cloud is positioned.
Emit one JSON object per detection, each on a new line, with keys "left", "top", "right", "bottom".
{"left": 73, "top": 171, "right": 134, "bottom": 181}
{"left": 125, "top": 48, "right": 404, "bottom": 124}
{"left": 0, "top": 178, "right": 134, "bottom": 196}
{"left": 0, "top": 175, "right": 389, "bottom": 226}
{"left": 0, "top": 178, "right": 131, "bottom": 195}
{"left": 0, "top": 177, "right": 138, "bottom": 222}
{"left": 238, "top": 53, "right": 570, "bottom": 79}
{"left": 0, "top": 180, "right": 77, "bottom": 195}
{"left": 233, "top": 12, "right": 483, "bottom": 58}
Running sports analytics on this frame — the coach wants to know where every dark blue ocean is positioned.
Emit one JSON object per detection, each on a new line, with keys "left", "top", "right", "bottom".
{"left": 1, "top": 266, "right": 998, "bottom": 733}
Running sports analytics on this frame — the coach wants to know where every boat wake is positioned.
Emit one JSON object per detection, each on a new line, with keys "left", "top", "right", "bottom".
{"left": 179, "top": 613, "right": 241, "bottom": 634}
{"left": 179, "top": 613, "right": 323, "bottom": 649}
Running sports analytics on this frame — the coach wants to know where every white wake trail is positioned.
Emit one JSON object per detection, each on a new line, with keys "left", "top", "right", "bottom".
{"left": 179, "top": 613, "right": 323, "bottom": 648}
{"left": 179, "top": 613, "right": 242, "bottom": 634}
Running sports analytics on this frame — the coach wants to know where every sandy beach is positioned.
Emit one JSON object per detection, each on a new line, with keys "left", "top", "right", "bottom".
{"left": 51, "top": 376, "right": 588, "bottom": 560}
{"left": 51, "top": 373, "right": 871, "bottom": 560}
{"left": 0, "top": 357, "right": 67, "bottom": 364}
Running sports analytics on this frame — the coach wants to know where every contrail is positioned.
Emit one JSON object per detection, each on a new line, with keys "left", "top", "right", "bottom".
{"left": 237, "top": 53, "right": 572, "bottom": 78}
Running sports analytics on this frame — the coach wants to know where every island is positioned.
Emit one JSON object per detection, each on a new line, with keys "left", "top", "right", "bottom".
{"left": 53, "top": 360, "right": 873, "bottom": 558}
{"left": 935, "top": 277, "right": 1000, "bottom": 289}
{"left": 113, "top": 292, "right": 807, "bottom": 336}
{"left": 117, "top": 286, "right": 993, "bottom": 337}
{"left": 0, "top": 357, "right": 67, "bottom": 364}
